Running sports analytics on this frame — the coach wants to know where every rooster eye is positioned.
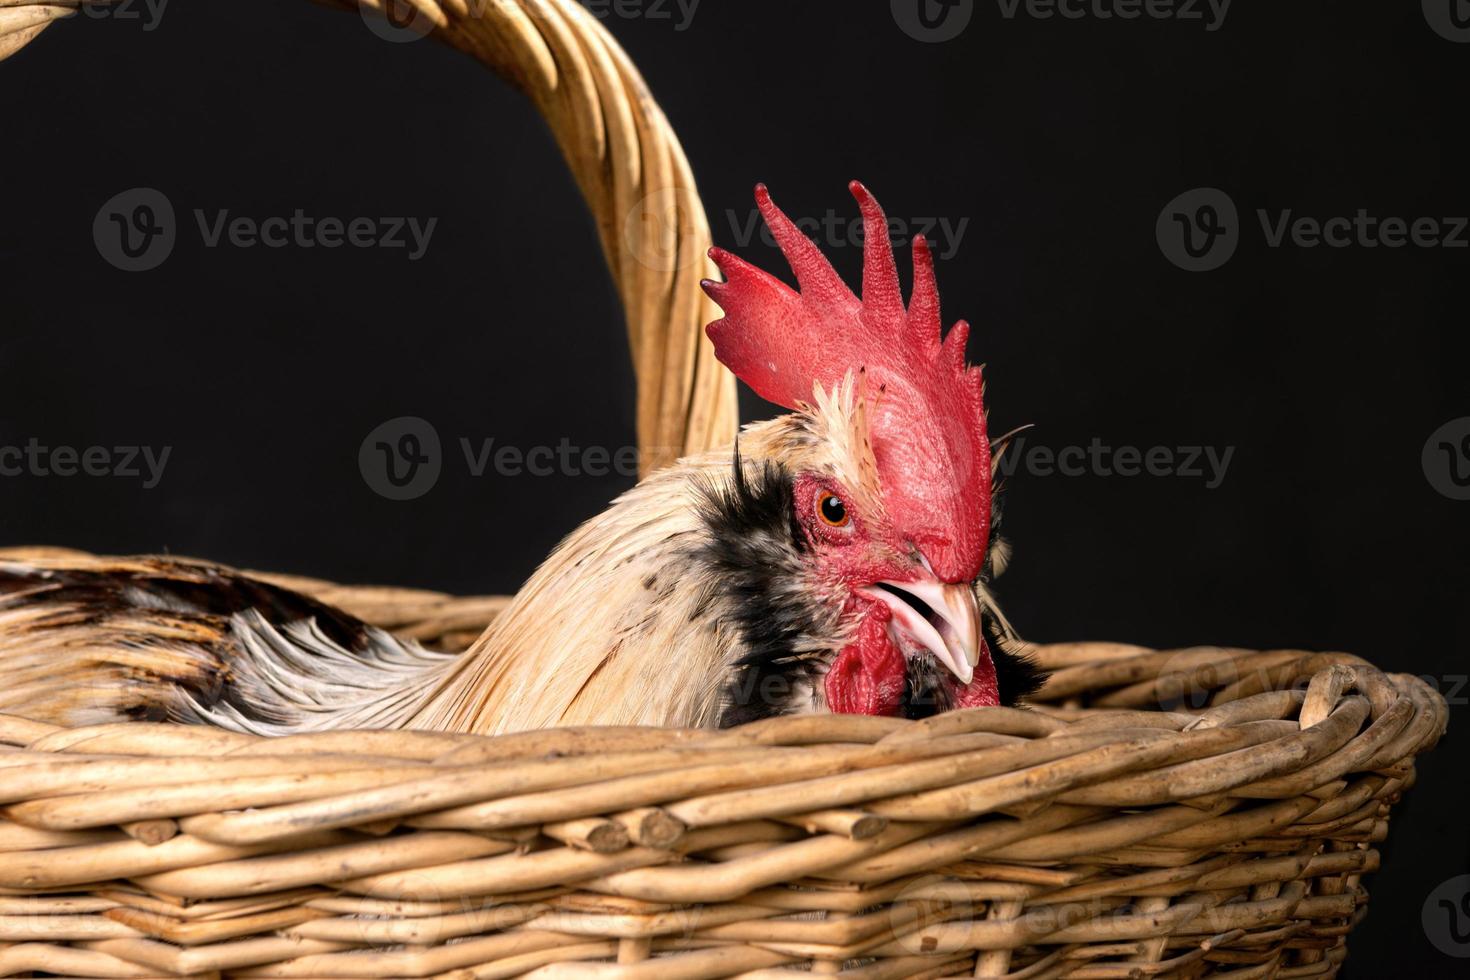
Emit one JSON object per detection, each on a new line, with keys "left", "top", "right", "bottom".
{"left": 817, "top": 492, "right": 850, "bottom": 528}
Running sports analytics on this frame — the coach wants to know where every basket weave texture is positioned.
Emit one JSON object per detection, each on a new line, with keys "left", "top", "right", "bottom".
{"left": 1, "top": 2, "right": 1450, "bottom": 978}
{"left": 0, "top": 645, "right": 1447, "bottom": 978}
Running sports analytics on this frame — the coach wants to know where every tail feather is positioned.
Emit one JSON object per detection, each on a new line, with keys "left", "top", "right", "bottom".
{"left": 0, "top": 556, "right": 454, "bottom": 733}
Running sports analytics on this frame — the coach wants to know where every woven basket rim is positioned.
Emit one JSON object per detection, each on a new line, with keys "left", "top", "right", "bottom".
{"left": 0, "top": 3, "right": 1451, "bottom": 976}
{"left": 0, "top": 644, "right": 1446, "bottom": 976}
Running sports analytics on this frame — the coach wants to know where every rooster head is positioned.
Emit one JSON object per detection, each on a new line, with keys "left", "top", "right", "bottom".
{"left": 702, "top": 182, "right": 1008, "bottom": 720}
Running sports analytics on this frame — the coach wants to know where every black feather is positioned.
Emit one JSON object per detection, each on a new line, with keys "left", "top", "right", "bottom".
{"left": 979, "top": 487, "right": 1048, "bottom": 702}
{"left": 986, "top": 616, "right": 1048, "bottom": 704}
{"left": 691, "top": 449, "right": 824, "bottom": 728}
{"left": 692, "top": 446, "right": 1047, "bottom": 724}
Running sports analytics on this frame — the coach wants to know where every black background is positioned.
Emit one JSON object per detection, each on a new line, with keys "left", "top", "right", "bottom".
{"left": 2, "top": 2, "right": 1466, "bottom": 974}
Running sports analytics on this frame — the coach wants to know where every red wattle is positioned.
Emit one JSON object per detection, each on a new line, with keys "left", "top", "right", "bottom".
{"left": 952, "top": 640, "right": 1001, "bottom": 708}
{"left": 824, "top": 606, "right": 907, "bottom": 716}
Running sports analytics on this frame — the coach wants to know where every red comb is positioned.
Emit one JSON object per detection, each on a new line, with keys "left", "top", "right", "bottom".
{"left": 701, "top": 182, "right": 992, "bottom": 584}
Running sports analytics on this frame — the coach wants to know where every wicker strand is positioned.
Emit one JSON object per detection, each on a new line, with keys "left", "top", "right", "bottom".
{"left": 0, "top": 649, "right": 1446, "bottom": 976}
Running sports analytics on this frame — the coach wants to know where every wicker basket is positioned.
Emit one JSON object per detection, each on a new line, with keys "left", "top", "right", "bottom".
{"left": 0, "top": 3, "right": 1449, "bottom": 978}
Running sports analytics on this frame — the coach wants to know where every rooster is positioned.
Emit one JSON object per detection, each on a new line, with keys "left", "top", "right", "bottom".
{"left": 0, "top": 183, "right": 1041, "bottom": 735}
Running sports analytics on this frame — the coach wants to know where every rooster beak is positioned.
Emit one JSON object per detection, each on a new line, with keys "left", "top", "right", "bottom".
{"left": 859, "top": 578, "right": 982, "bottom": 685}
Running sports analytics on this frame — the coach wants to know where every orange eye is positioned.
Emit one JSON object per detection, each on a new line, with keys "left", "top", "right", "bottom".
{"left": 817, "top": 492, "right": 850, "bottom": 527}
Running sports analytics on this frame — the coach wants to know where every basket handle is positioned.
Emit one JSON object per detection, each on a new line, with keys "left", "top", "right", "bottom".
{"left": 2, "top": 0, "right": 738, "bottom": 474}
